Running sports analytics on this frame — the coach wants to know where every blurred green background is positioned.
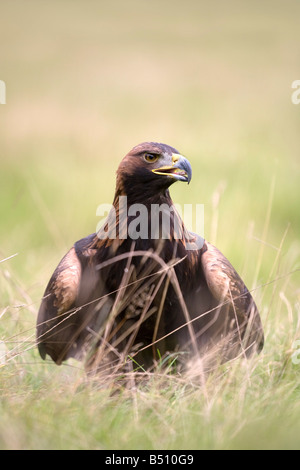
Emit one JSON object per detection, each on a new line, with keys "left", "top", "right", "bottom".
{"left": 0, "top": 0, "right": 300, "bottom": 450}
{"left": 1, "top": 1, "right": 299, "bottom": 281}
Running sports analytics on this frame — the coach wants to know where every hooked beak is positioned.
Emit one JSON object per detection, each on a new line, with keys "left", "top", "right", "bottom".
{"left": 151, "top": 154, "right": 192, "bottom": 184}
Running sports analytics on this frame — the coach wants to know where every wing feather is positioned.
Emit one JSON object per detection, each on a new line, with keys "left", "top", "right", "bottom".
{"left": 36, "top": 235, "right": 106, "bottom": 364}
{"left": 51, "top": 247, "right": 82, "bottom": 314}
{"left": 200, "top": 241, "right": 264, "bottom": 357}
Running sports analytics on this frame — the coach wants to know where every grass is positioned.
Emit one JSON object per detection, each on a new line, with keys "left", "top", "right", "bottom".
{"left": 1, "top": 0, "right": 300, "bottom": 450}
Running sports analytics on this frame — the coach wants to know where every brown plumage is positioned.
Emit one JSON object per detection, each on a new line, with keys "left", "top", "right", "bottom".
{"left": 36, "top": 142, "right": 264, "bottom": 373}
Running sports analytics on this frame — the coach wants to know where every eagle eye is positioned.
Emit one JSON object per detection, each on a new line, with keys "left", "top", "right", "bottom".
{"left": 144, "top": 153, "right": 159, "bottom": 163}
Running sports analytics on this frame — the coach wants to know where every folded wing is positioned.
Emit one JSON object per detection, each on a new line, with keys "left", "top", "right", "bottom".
{"left": 200, "top": 241, "right": 264, "bottom": 360}
{"left": 36, "top": 235, "right": 109, "bottom": 364}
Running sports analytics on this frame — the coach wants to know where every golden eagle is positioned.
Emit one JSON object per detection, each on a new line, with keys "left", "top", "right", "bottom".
{"left": 36, "top": 142, "right": 264, "bottom": 372}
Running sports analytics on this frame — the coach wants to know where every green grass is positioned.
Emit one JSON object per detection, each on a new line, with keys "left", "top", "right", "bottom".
{"left": 1, "top": 0, "right": 300, "bottom": 450}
